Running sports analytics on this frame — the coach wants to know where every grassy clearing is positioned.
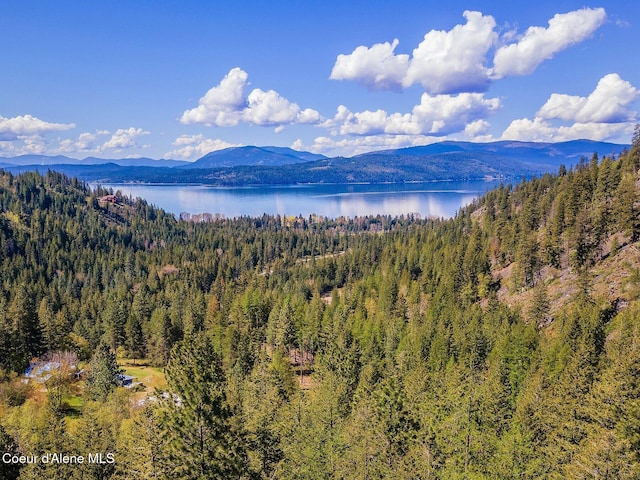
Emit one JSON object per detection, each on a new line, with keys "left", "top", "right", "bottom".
{"left": 120, "top": 361, "right": 167, "bottom": 392}
{"left": 62, "top": 393, "right": 84, "bottom": 418}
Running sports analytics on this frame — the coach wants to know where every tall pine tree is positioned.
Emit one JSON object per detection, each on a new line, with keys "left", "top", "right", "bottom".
{"left": 160, "top": 334, "right": 247, "bottom": 479}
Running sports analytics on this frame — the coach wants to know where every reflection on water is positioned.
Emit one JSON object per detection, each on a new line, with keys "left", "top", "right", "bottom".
{"left": 95, "top": 181, "right": 503, "bottom": 219}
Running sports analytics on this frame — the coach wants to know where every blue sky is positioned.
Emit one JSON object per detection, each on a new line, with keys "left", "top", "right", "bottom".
{"left": 1, "top": 1, "right": 638, "bottom": 160}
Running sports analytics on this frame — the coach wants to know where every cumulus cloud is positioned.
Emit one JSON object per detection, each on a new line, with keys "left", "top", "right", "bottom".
{"left": 464, "top": 120, "right": 492, "bottom": 139}
{"left": 330, "top": 39, "right": 410, "bottom": 91}
{"left": 330, "top": 8, "right": 606, "bottom": 94}
{"left": 307, "top": 90, "right": 500, "bottom": 156}
{"left": 330, "top": 11, "right": 495, "bottom": 94}
{"left": 100, "top": 127, "right": 150, "bottom": 151}
{"left": 0, "top": 117, "right": 153, "bottom": 157}
{"left": 164, "top": 134, "right": 241, "bottom": 160}
{"left": 502, "top": 118, "right": 634, "bottom": 143}
{"left": 292, "top": 93, "right": 501, "bottom": 156}
{"left": 245, "top": 89, "right": 318, "bottom": 126}
{"left": 297, "top": 108, "right": 323, "bottom": 125}
{"left": 404, "top": 11, "right": 496, "bottom": 93}
{"left": 331, "top": 92, "right": 500, "bottom": 137}
{"left": 412, "top": 92, "right": 500, "bottom": 133}
{"left": 55, "top": 130, "right": 114, "bottom": 154}
{"left": 58, "top": 131, "right": 102, "bottom": 153}
{"left": 293, "top": 134, "right": 445, "bottom": 158}
{"left": 0, "top": 114, "right": 75, "bottom": 140}
{"left": 0, "top": 135, "right": 48, "bottom": 156}
{"left": 537, "top": 73, "right": 639, "bottom": 123}
{"left": 180, "top": 68, "right": 248, "bottom": 126}
{"left": 181, "top": 68, "right": 323, "bottom": 128}
{"left": 501, "top": 117, "right": 562, "bottom": 142}
{"left": 501, "top": 74, "right": 638, "bottom": 143}
{"left": 52, "top": 128, "right": 150, "bottom": 155}
{"left": 492, "top": 7, "right": 606, "bottom": 78}
{"left": 0, "top": 113, "right": 77, "bottom": 156}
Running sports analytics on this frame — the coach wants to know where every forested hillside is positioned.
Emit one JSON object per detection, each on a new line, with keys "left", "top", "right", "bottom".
{"left": 0, "top": 135, "right": 639, "bottom": 479}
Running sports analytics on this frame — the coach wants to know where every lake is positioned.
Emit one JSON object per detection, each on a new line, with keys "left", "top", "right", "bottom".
{"left": 96, "top": 180, "right": 504, "bottom": 219}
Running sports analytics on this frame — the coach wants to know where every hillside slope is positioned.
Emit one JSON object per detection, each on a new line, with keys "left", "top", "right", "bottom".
{"left": 0, "top": 139, "right": 639, "bottom": 478}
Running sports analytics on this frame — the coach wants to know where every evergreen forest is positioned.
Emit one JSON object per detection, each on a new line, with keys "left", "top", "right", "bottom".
{"left": 1, "top": 131, "right": 640, "bottom": 479}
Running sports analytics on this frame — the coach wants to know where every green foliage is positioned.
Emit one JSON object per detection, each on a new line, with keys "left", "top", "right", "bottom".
{"left": 86, "top": 343, "right": 121, "bottom": 401}
{"left": 0, "top": 142, "right": 639, "bottom": 479}
{"left": 1, "top": 285, "right": 40, "bottom": 373}
{"left": 0, "top": 424, "right": 21, "bottom": 480}
{"left": 160, "top": 334, "right": 247, "bottom": 479}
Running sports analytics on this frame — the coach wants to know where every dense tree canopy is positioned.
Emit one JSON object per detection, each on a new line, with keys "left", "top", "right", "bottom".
{"left": 0, "top": 143, "right": 639, "bottom": 478}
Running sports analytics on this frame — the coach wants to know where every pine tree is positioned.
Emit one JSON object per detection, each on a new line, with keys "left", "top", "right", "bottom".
{"left": 125, "top": 314, "right": 145, "bottom": 363}
{"left": 114, "top": 406, "right": 169, "bottom": 479}
{"left": 16, "top": 404, "right": 74, "bottom": 480}
{"left": 38, "top": 296, "right": 57, "bottom": 351}
{"left": 102, "top": 291, "right": 129, "bottom": 352}
{"left": 86, "top": 342, "right": 121, "bottom": 401}
{"left": 0, "top": 425, "right": 21, "bottom": 480}
{"left": 631, "top": 123, "right": 640, "bottom": 172}
{"left": 6, "top": 285, "right": 41, "bottom": 372}
{"left": 72, "top": 401, "right": 118, "bottom": 480}
{"left": 147, "top": 307, "right": 172, "bottom": 367}
{"left": 241, "top": 353, "right": 287, "bottom": 478}
{"left": 615, "top": 173, "right": 640, "bottom": 241}
{"left": 160, "top": 334, "right": 246, "bottom": 479}
{"left": 528, "top": 284, "right": 550, "bottom": 326}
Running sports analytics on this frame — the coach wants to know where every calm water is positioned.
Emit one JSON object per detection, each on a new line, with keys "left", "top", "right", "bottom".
{"left": 95, "top": 181, "right": 503, "bottom": 219}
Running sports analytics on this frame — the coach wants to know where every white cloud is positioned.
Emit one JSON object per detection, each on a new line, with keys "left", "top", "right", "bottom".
{"left": 502, "top": 73, "right": 639, "bottom": 143}
{"left": 537, "top": 73, "right": 639, "bottom": 123}
{"left": 464, "top": 119, "right": 492, "bottom": 138}
{"left": 306, "top": 91, "right": 500, "bottom": 157}
{"left": 300, "top": 92, "right": 500, "bottom": 157}
{"left": 330, "top": 8, "right": 607, "bottom": 94}
{"left": 245, "top": 89, "right": 306, "bottom": 126}
{"left": 100, "top": 127, "right": 150, "bottom": 151}
{"left": 181, "top": 68, "right": 323, "bottom": 128}
{"left": 330, "top": 39, "right": 410, "bottom": 91}
{"left": 332, "top": 92, "right": 500, "bottom": 136}
{"left": 164, "top": 134, "right": 241, "bottom": 160}
{"left": 57, "top": 130, "right": 113, "bottom": 153}
{"left": 330, "top": 11, "right": 495, "bottom": 94}
{"left": 502, "top": 118, "right": 634, "bottom": 143}
{"left": 0, "top": 124, "right": 152, "bottom": 158}
{"left": 555, "top": 122, "right": 634, "bottom": 141}
{"left": 180, "top": 67, "right": 248, "bottom": 126}
{"left": 0, "top": 113, "right": 77, "bottom": 156}
{"left": 293, "top": 135, "right": 441, "bottom": 158}
{"left": 501, "top": 117, "right": 562, "bottom": 142}
{"left": 297, "top": 108, "right": 323, "bottom": 125}
{"left": 412, "top": 92, "right": 501, "bottom": 133}
{"left": 0, "top": 114, "right": 75, "bottom": 140}
{"left": 76, "top": 132, "right": 99, "bottom": 150}
{"left": 492, "top": 7, "right": 606, "bottom": 78}
{"left": 335, "top": 107, "right": 393, "bottom": 135}
{"left": 0, "top": 135, "right": 48, "bottom": 156}
{"left": 404, "top": 11, "right": 496, "bottom": 93}
{"left": 41, "top": 128, "right": 149, "bottom": 156}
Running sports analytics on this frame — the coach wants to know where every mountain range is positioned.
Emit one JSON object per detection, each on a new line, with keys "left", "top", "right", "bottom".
{"left": 180, "top": 146, "right": 326, "bottom": 169}
{"left": 0, "top": 154, "right": 189, "bottom": 168}
{"left": 0, "top": 140, "right": 629, "bottom": 185}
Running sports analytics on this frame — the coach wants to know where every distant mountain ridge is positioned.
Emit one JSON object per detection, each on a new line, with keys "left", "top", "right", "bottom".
{"left": 0, "top": 154, "right": 188, "bottom": 168}
{"left": 179, "top": 146, "right": 327, "bottom": 169}
{"left": 368, "top": 139, "right": 627, "bottom": 160}
{"left": 0, "top": 140, "right": 630, "bottom": 186}
{"left": 0, "top": 146, "right": 326, "bottom": 169}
